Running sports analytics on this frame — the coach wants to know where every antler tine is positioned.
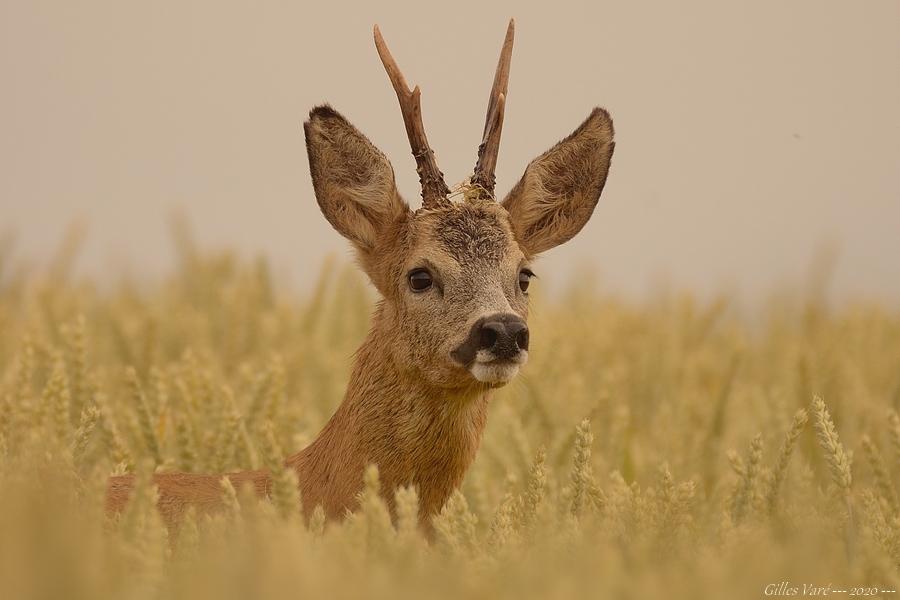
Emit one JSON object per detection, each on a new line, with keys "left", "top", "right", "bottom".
{"left": 471, "top": 19, "right": 515, "bottom": 200}
{"left": 373, "top": 25, "right": 451, "bottom": 209}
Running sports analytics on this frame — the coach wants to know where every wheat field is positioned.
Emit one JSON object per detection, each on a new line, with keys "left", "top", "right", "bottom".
{"left": 1, "top": 235, "right": 899, "bottom": 600}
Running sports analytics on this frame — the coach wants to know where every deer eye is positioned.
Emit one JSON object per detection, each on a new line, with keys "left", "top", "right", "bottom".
{"left": 518, "top": 268, "right": 534, "bottom": 293}
{"left": 408, "top": 268, "right": 433, "bottom": 292}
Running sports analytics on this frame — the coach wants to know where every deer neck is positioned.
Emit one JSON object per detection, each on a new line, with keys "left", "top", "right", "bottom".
{"left": 288, "top": 312, "right": 491, "bottom": 523}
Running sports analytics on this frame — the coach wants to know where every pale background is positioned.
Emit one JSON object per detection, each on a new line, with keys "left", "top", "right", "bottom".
{"left": 2, "top": 0, "right": 898, "bottom": 303}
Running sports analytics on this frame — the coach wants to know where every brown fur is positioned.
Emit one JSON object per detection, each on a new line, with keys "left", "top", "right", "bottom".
{"left": 107, "top": 82, "right": 614, "bottom": 532}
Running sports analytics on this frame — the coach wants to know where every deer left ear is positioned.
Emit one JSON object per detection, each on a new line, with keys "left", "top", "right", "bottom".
{"left": 304, "top": 105, "right": 410, "bottom": 254}
{"left": 502, "top": 108, "right": 615, "bottom": 256}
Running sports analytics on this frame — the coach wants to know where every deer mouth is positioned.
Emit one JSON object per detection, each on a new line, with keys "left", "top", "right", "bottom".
{"left": 469, "top": 350, "right": 528, "bottom": 384}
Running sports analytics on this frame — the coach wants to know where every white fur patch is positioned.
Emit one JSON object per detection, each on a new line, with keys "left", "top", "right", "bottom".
{"left": 470, "top": 351, "right": 528, "bottom": 384}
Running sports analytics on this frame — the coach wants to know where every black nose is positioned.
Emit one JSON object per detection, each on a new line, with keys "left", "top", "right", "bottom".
{"left": 478, "top": 314, "right": 529, "bottom": 359}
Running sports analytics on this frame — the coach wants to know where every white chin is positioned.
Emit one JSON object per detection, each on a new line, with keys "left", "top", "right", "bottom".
{"left": 470, "top": 362, "right": 521, "bottom": 384}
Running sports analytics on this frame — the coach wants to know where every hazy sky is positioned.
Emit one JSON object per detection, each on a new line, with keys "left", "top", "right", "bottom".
{"left": 2, "top": 0, "right": 899, "bottom": 303}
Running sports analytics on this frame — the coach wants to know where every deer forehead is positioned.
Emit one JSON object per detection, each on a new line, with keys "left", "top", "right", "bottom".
{"left": 409, "top": 202, "right": 523, "bottom": 273}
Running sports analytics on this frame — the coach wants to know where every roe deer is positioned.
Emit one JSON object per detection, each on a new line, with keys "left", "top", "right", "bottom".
{"left": 107, "top": 19, "right": 615, "bottom": 532}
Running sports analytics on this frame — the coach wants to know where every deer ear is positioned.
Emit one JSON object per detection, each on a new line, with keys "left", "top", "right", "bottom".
{"left": 304, "top": 105, "right": 410, "bottom": 253}
{"left": 501, "top": 108, "right": 615, "bottom": 256}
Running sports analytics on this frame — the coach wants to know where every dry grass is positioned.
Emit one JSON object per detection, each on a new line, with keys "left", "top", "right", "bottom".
{"left": 1, "top": 241, "right": 900, "bottom": 599}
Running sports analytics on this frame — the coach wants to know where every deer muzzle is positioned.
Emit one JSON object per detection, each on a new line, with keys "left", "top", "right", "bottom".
{"left": 451, "top": 313, "right": 529, "bottom": 384}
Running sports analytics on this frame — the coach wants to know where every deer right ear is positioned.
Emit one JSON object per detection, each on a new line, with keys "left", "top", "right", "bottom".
{"left": 304, "top": 105, "right": 410, "bottom": 253}
{"left": 501, "top": 108, "right": 615, "bottom": 256}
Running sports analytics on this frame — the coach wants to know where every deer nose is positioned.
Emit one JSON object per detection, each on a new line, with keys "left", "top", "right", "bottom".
{"left": 478, "top": 314, "right": 529, "bottom": 359}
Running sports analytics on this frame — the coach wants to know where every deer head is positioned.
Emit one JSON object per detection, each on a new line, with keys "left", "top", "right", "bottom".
{"left": 303, "top": 20, "right": 615, "bottom": 390}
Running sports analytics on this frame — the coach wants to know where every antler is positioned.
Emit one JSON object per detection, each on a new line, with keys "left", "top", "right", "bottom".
{"left": 374, "top": 25, "right": 451, "bottom": 209}
{"left": 471, "top": 19, "right": 515, "bottom": 200}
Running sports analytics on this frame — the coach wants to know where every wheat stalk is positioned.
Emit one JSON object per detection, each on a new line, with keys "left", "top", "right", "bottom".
{"left": 766, "top": 408, "right": 809, "bottom": 515}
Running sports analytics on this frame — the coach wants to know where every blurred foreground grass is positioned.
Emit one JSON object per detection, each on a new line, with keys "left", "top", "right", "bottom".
{"left": 1, "top": 240, "right": 900, "bottom": 600}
